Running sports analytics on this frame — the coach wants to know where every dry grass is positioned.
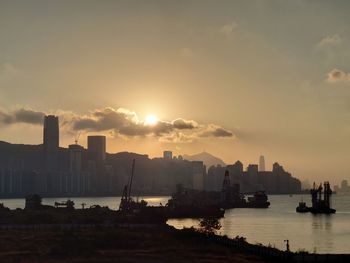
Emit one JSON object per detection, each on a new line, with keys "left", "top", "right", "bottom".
{"left": 0, "top": 227, "right": 266, "bottom": 263}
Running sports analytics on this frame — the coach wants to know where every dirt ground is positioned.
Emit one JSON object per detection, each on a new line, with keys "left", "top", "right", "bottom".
{"left": 0, "top": 226, "right": 266, "bottom": 263}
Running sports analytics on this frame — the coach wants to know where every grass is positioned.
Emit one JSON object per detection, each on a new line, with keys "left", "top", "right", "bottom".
{"left": 0, "top": 226, "right": 266, "bottom": 263}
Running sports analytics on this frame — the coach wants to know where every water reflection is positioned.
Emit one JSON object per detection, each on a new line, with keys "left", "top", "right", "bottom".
{"left": 311, "top": 214, "right": 334, "bottom": 253}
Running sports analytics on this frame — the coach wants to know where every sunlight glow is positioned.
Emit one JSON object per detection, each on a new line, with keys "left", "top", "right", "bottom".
{"left": 144, "top": 114, "right": 158, "bottom": 126}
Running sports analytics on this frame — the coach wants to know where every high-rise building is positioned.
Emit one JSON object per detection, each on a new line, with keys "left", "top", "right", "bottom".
{"left": 69, "top": 144, "right": 85, "bottom": 194}
{"left": 192, "top": 161, "right": 204, "bottom": 190}
{"left": 43, "top": 115, "right": 59, "bottom": 151}
{"left": 259, "top": 155, "right": 265, "bottom": 172}
{"left": 43, "top": 115, "right": 59, "bottom": 171}
{"left": 247, "top": 164, "right": 258, "bottom": 175}
{"left": 87, "top": 135, "right": 106, "bottom": 163}
{"left": 87, "top": 136, "right": 106, "bottom": 194}
{"left": 163, "top": 151, "right": 173, "bottom": 160}
{"left": 69, "top": 144, "right": 84, "bottom": 174}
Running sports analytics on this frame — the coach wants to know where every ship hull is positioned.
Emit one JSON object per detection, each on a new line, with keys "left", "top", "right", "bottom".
{"left": 310, "top": 208, "right": 336, "bottom": 214}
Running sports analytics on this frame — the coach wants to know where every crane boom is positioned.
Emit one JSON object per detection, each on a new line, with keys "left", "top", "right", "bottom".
{"left": 127, "top": 159, "right": 135, "bottom": 200}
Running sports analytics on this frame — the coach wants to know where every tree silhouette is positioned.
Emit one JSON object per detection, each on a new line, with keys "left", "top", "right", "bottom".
{"left": 198, "top": 218, "right": 222, "bottom": 235}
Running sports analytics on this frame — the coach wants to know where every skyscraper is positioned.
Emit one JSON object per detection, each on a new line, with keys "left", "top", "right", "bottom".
{"left": 43, "top": 115, "right": 59, "bottom": 151}
{"left": 259, "top": 155, "right": 265, "bottom": 172}
{"left": 87, "top": 135, "right": 106, "bottom": 193}
{"left": 87, "top": 135, "right": 106, "bottom": 163}
{"left": 43, "top": 115, "right": 59, "bottom": 171}
{"left": 69, "top": 144, "right": 85, "bottom": 193}
{"left": 69, "top": 144, "right": 84, "bottom": 174}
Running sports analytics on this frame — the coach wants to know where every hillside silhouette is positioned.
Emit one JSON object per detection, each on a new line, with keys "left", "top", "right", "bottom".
{"left": 183, "top": 151, "right": 226, "bottom": 168}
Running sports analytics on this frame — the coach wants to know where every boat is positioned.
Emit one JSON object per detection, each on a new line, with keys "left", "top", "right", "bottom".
{"left": 118, "top": 159, "right": 167, "bottom": 223}
{"left": 310, "top": 182, "right": 336, "bottom": 214}
{"left": 296, "top": 201, "right": 310, "bottom": 213}
{"left": 221, "top": 170, "right": 270, "bottom": 209}
{"left": 295, "top": 182, "right": 336, "bottom": 214}
{"left": 245, "top": 191, "right": 270, "bottom": 208}
{"left": 166, "top": 184, "right": 225, "bottom": 218}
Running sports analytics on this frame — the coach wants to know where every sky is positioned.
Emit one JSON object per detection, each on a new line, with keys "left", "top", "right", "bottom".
{"left": 1, "top": 0, "right": 350, "bottom": 185}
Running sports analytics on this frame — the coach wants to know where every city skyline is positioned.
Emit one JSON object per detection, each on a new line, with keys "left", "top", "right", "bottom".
{"left": 0, "top": 113, "right": 301, "bottom": 198}
{"left": 2, "top": 1, "right": 350, "bottom": 184}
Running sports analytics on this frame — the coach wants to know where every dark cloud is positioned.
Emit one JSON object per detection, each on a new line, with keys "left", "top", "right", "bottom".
{"left": 172, "top": 118, "right": 197, "bottom": 129}
{"left": 210, "top": 127, "right": 233, "bottom": 137}
{"left": 71, "top": 108, "right": 173, "bottom": 136}
{"left": 198, "top": 124, "right": 234, "bottom": 138}
{"left": 0, "top": 108, "right": 45, "bottom": 125}
{"left": 0, "top": 106, "right": 234, "bottom": 143}
{"left": 73, "top": 107, "right": 128, "bottom": 131}
{"left": 69, "top": 107, "right": 234, "bottom": 142}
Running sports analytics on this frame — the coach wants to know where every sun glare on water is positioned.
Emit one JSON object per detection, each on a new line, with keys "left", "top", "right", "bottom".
{"left": 144, "top": 114, "right": 158, "bottom": 126}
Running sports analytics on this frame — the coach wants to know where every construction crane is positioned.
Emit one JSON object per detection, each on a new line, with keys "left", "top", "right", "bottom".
{"left": 119, "top": 159, "right": 146, "bottom": 211}
{"left": 74, "top": 132, "right": 81, "bottom": 145}
{"left": 128, "top": 159, "right": 136, "bottom": 201}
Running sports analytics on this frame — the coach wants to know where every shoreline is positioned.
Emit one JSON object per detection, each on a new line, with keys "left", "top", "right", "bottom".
{"left": 0, "top": 223, "right": 348, "bottom": 262}
{"left": 0, "top": 192, "right": 319, "bottom": 200}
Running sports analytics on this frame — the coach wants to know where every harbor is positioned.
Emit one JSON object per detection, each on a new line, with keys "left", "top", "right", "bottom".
{"left": 0, "top": 194, "right": 348, "bottom": 254}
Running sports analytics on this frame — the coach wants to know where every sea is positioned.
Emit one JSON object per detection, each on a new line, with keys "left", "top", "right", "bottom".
{"left": 0, "top": 194, "right": 349, "bottom": 254}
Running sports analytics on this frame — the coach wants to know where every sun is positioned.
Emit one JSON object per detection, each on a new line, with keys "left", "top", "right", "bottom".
{"left": 144, "top": 114, "right": 158, "bottom": 126}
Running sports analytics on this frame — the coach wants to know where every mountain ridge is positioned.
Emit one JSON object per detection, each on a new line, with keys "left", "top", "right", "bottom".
{"left": 183, "top": 151, "right": 226, "bottom": 168}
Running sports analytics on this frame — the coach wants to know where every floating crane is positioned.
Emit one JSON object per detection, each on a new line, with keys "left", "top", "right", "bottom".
{"left": 119, "top": 159, "right": 147, "bottom": 212}
{"left": 310, "top": 181, "right": 335, "bottom": 214}
{"left": 296, "top": 181, "right": 335, "bottom": 214}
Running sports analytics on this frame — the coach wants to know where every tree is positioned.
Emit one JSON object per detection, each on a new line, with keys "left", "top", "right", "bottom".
{"left": 197, "top": 218, "right": 222, "bottom": 235}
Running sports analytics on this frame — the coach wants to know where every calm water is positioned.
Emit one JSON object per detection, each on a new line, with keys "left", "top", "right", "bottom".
{"left": 0, "top": 194, "right": 349, "bottom": 254}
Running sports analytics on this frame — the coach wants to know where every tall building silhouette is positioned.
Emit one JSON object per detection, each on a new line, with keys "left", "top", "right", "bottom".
{"left": 69, "top": 144, "right": 85, "bottom": 193}
{"left": 87, "top": 135, "right": 106, "bottom": 193}
{"left": 69, "top": 144, "right": 83, "bottom": 174}
{"left": 43, "top": 115, "right": 59, "bottom": 171}
{"left": 43, "top": 115, "right": 59, "bottom": 151}
{"left": 87, "top": 135, "right": 106, "bottom": 163}
{"left": 259, "top": 155, "right": 265, "bottom": 172}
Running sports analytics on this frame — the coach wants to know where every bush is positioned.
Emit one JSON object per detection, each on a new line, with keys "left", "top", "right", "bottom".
{"left": 197, "top": 218, "right": 221, "bottom": 235}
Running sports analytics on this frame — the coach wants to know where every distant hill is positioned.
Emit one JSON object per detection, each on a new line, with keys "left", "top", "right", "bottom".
{"left": 183, "top": 151, "right": 226, "bottom": 168}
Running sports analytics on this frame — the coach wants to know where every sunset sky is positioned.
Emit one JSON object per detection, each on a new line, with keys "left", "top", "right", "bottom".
{"left": 1, "top": 1, "right": 350, "bottom": 184}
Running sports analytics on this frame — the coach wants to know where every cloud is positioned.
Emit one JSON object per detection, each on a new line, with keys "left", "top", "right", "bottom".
{"left": 172, "top": 118, "right": 198, "bottom": 129}
{"left": 64, "top": 108, "right": 235, "bottom": 142}
{"left": 317, "top": 34, "right": 341, "bottom": 48}
{"left": 197, "top": 124, "right": 234, "bottom": 138}
{"left": 70, "top": 107, "right": 174, "bottom": 136}
{"left": 0, "top": 108, "right": 45, "bottom": 125}
{"left": 0, "top": 106, "right": 234, "bottom": 143}
{"left": 220, "top": 22, "right": 238, "bottom": 37}
{"left": 326, "top": 69, "right": 350, "bottom": 83}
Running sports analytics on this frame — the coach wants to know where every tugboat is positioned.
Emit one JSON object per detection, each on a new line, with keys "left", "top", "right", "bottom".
{"left": 296, "top": 201, "right": 310, "bottom": 213}
{"left": 245, "top": 191, "right": 270, "bottom": 208}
